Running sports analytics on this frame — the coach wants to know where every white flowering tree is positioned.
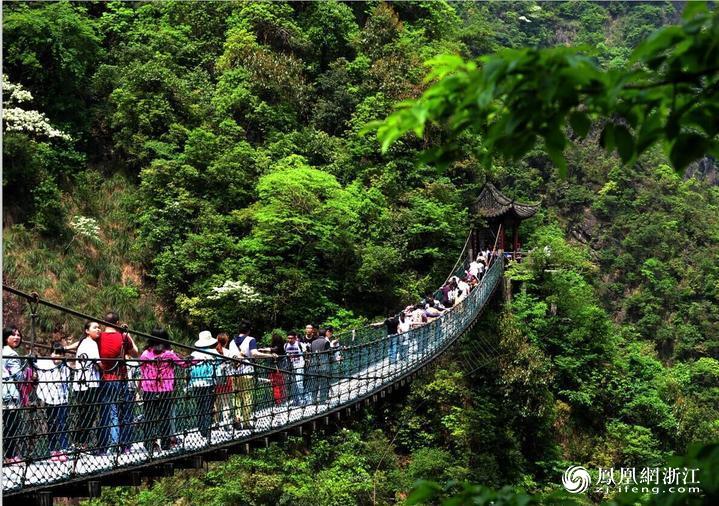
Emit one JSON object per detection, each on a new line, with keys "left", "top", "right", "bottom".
{"left": 176, "top": 280, "right": 263, "bottom": 331}
{"left": 2, "top": 76, "right": 71, "bottom": 140}
{"left": 64, "top": 215, "right": 101, "bottom": 251}
{"left": 3, "top": 75, "right": 76, "bottom": 235}
{"left": 207, "top": 280, "right": 262, "bottom": 303}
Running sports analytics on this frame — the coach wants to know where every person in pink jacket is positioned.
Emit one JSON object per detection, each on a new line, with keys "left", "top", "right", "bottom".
{"left": 139, "top": 327, "right": 189, "bottom": 452}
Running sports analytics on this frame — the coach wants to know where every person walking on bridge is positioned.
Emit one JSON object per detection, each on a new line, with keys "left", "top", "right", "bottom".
{"left": 384, "top": 313, "right": 400, "bottom": 364}
{"left": 97, "top": 312, "right": 139, "bottom": 456}
{"left": 302, "top": 324, "right": 316, "bottom": 348}
{"left": 228, "top": 321, "right": 275, "bottom": 430}
{"left": 307, "top": 330, "right": 332, "bottom": 405}
{"left": 2, "top": 327, "right": 24, "bottom": 465}
{"left": 284, "top": 332, "right": 305, "bottom": 406}
{"left": 35, "top": 343, "right": 71, "bottom": 462}
{"left": 213, "top": 332, "right": 234, "bottom": 428}
{"left": 71, "top": 321, "right": 101, "bottom": 454}
{"left": 266, "top": 333, "right": 288, "bottom": 406}
{"left": 189, "top": 331, "right": 219, "bottom": 441}
{"left": 139, "top": 327, "right": 190, "bottom": 452}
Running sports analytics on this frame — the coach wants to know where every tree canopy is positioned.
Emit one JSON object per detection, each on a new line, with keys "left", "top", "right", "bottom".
{"left": 371, "top": 3, "right": 719, "bottom": 176}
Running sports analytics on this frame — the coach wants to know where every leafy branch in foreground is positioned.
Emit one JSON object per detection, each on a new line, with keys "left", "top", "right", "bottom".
{"left": 367, "top": 3, "right": 718, "bottom": 176}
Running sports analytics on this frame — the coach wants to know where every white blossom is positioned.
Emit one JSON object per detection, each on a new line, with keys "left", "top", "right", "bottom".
{"left": 69, "top": 216, "right": 101, "bottom": 242}
{"left": 2, "top": 75, "right": 71, "bottom": 140}
{"left": 208, "top": 280, "right": 262, "bottom": 303}
{"left": 3, "top": 78, "right": 33, "bottom": 103}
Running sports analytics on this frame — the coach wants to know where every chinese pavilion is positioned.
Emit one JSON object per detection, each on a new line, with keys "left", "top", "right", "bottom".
{"left": 470, "top": 183, "right": 539, "bottom": 259}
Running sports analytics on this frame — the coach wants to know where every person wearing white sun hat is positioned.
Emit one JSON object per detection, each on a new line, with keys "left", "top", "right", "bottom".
{"left": 189, "top": 330, "right": 219, "bottom": 440}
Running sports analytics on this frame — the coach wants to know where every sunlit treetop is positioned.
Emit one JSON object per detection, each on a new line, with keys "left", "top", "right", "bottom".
{"left": 368, "top": 2, "right": 719, "bottom": 177}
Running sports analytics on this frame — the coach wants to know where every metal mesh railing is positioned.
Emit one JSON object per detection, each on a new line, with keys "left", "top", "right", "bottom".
{"left": 2, "top": 254, "right": 503, "bottom": 495}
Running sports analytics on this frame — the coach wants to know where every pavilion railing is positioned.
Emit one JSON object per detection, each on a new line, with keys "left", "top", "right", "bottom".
{"left": 2, "top": 258, "right": 503, "bottom": 495}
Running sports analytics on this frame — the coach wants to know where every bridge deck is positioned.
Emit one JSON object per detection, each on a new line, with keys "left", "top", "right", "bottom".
{"left": 2, "top": 258, "right": 502, "bottom": 498}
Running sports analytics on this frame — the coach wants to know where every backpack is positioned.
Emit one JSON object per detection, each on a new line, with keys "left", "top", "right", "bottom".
{"left": 1, "top": 360, "right": 21, "bottom": 405}
{"left": 190, "top": 358, "right": 216, "bottom": 386}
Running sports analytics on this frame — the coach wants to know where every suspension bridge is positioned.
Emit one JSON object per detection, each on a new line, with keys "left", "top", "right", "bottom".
{"left": 1, "top": 186, "right": 537, "bottom": 505}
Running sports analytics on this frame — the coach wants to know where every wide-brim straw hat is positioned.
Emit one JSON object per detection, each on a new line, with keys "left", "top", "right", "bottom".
{"left": 194, "top": 330, "right": 217, "bottom": 348}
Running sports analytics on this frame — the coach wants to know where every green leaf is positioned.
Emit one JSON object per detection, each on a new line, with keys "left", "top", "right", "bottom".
{"left": 599, "top": 123, "right": 615, "bottom": 152}
{"left": 686, "top": 108, "right": 716, "bottom": 135}
{"left": 568, "top": 111, "right": 591, "bottom": 138}
{"left": 614, "top": 124, "right": 635, "bottom": 163}
{"left": 546, "top": 145, "right": 568, "bottom": 179}
{"left": 424, "top": 54, "right": 466, "bottom": 82}
{"left": 406, "top": 480, "right": 443, "bottom": 505}
{"left": 669, "top": 133, "right": 709, "bottom": 171}
{"left": 665, "top": 113, "right": 681, "bottom": 139}
{"left": 358, "top": 120, "right": 384, "bottom": 137}
{"left": 681, "top": 1, "right": 709, "bottom": 21}
{"left": 631, "top": 26, "right": 684, "bottom": 63}
{"left": 636, "top": 120, "right": 662, "bottom": 154}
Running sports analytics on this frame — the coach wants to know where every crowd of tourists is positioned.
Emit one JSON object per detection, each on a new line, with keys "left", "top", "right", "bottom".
{"left": 1, "top": 250, "right": 495, "bottom": 466}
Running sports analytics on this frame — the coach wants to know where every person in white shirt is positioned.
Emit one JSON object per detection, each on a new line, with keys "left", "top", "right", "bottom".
{"left": 397, "top": 312, "right": 411, "bottom": 361}
{"left": 397, "top": 312, "right": 411, "bottom": 334}
{"left": 36, "top": 342, "right": 71, "bottom": 461}
{"left": 72, "top": 321, "right": 102, "bottom": 451}
{"left": 468, "top": 260, "right": 481, "bottom": 278}
{"left": 2, "top": 326, "right": 24, "bottom": 464}
{"left": 227, "top": 321, "right": 275, "bottom": 430}
{"left": 284, "top": 332, "right": 305, "bottom": 406}
{"left": 453, "top": 276, "right": 470, "bottom": 304}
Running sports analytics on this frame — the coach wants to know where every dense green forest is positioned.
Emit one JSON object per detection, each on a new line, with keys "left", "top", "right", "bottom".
{"left": 3, "top": 1, "right": 718, "bottom": 504}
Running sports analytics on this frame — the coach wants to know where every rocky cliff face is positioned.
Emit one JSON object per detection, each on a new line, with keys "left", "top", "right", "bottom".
{"left": 685, "top": 156, "right": 718, "bottom": 186}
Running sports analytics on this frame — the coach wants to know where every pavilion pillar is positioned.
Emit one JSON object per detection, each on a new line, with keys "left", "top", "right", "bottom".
{"left": 468, "top": 228, "right": 476, "bottom": 263}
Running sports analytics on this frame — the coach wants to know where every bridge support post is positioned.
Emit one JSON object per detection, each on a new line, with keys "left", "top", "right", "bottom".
{"left": 88, "top": 481, "right": 101, "bottom": 498}
{"left": 38, "top": 491, "right": 53, "bottom": 506}
{"left": 132, "top": 471, "right": 142, "bottom": 487}
{"left": 503, "top": 275, "right": 512, "bottom": 303}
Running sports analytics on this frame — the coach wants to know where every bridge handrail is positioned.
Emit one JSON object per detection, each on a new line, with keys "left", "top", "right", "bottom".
{"left": 1, "top": 257, "right": 503, "bottom": 496}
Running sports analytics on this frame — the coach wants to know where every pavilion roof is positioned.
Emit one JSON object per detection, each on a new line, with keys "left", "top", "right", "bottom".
{"left": 472, "top": 183, "right": 539, "bottom": 220}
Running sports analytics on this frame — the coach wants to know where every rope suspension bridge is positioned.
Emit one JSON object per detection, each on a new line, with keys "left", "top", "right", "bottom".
{"left": 1, "top": 186, "right": 535, "bottom": 504}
